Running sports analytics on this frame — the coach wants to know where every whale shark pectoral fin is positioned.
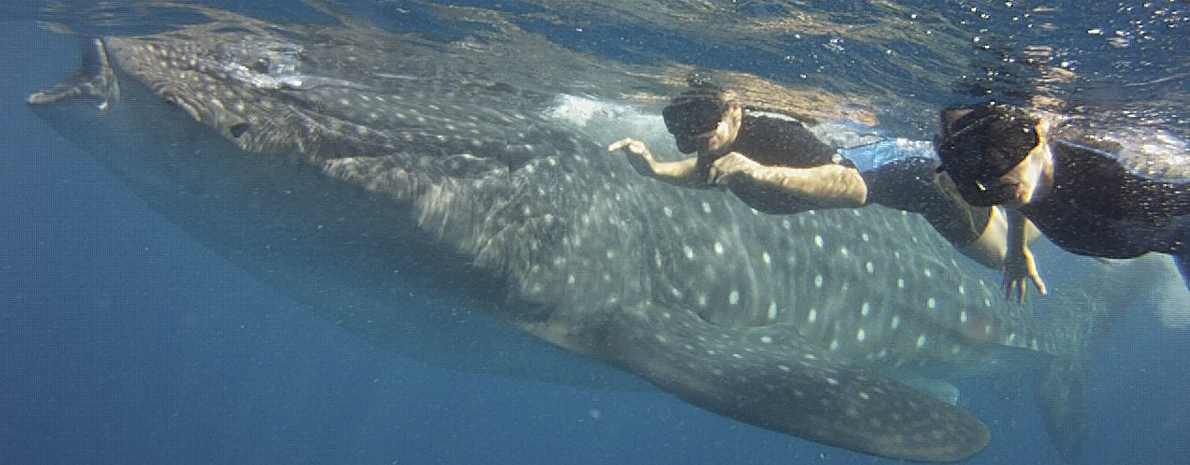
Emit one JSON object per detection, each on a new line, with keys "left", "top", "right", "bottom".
{"left": 596, "top": 305, "right": 990, "bottom": 463}
{"left": 888, "top": 374, "right": 961, "bottom": 405}
{"left": 28, "top": 38, "right": 120, "bottom": 109}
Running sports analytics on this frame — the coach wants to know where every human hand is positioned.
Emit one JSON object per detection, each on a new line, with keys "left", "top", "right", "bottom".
{"left": 708, "top": 152, "right": 761, "bottom": 186}
{"left": 1001, "top": 244, "right": 1048, "bottom": 305}
{"left": 608, "top": 138, "right": 656, "bottom": 176}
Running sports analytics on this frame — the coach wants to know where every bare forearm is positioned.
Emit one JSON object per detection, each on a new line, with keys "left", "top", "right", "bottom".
{"left": 649, "top": 158, "right": 709, "bottom": 189}
{"left": 747, "top": 164, "right": 868, "bottom": 208}
{"left": 1006, "top": 209, "right": 1028, "bottom": 258}
{"left": 608, "top": 138, "right": 708, "bottom": 189}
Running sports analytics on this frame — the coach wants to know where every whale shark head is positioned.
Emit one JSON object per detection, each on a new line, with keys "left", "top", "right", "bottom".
{"left": 29, "top": 6, "right": 1114, "bottom": 462}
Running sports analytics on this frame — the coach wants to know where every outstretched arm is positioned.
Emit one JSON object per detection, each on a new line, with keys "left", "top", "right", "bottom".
{"left": 1001, "top": 208, "right": 1048, "bottom": 304}
{"left": 608, "top": 138, "right": 709, "bottom": 189}
{"left": 710, "top": 152, "right": 868, "bottom": 208}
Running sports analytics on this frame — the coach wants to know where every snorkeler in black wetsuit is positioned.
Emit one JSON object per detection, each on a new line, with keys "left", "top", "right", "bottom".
{"left": 609, "top": 85, "right": 1033, "bottom": 283}
{"left": 935, "top": 102, "right": 1190, "bottom": 292}
{"left": 610, "top": 86, "right": 869, "bottom": 211}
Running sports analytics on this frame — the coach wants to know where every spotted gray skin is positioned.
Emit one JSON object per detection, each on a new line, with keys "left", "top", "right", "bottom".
{"left": 29, "top": 10, "right": 1101, "bottom": 463}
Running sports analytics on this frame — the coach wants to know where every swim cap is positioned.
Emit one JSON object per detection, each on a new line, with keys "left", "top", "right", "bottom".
{"left": 935, "top": 103, "right": 1040, "bottom": 206}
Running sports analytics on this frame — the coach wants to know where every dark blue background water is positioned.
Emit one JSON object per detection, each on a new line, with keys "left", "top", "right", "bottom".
{"left": 2, "top": 1, "right": 1188, "bottom": 464}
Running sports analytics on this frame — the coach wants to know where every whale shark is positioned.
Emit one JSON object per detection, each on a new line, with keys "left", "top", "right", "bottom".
{"left": 27, "top": 4, "right": 1127, "bottom": 462}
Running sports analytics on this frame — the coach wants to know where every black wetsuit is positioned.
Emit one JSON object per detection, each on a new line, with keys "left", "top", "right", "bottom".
{"left": 863, "top": 157, "right": 993, "bottom": 247}
{"left": 713, "top": 110, "right": 990, "bottom": 245}
{"left": 698, "top": 111, "right": 853, "bottom": 215}
{"left": 1020, "top": 139, "right": 1190, "bottom": 269}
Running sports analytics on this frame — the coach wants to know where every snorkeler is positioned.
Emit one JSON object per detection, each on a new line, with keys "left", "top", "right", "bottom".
{"left": 609, "top": 84, "right": 1040, "bottom": 296}
{"left": 935, "top": 102, "right": 1190, "bottom": 294}
{"left": 608, "top": 86, "right": 868, "bottom": 211}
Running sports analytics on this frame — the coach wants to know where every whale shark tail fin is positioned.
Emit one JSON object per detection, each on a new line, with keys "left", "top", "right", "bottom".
{"left": 587, "top": 303, "right": 990, "bottom": 463}
{"left": 1034, "top": 255, "right": 1166, "bottom": 463}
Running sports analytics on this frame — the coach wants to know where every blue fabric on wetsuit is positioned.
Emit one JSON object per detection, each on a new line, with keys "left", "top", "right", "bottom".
{"left": 841, "top": 138, "right": 936, "bottom": 172}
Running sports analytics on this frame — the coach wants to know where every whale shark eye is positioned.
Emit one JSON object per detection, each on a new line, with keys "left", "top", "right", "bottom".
{"left": 229, "top": 122, "right": 251, "bottom": 138}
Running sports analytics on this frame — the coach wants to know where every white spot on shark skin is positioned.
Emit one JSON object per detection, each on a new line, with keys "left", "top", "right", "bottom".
{"left": 960, "top": 310, "right": 969, "bottom": 323}
{"left": 923, "top": 268, "right": 933, "bottom": 278}
{"left": 762, "top": 252, "right": 771, "bottom": 264}
{"left": 760, "top": 335, "right": 773, "bottom": 344}
{"left": 714, "top": 241, "right": 725, "bottom": 255}
{"left": 860, "top": 302, "right": 871, "bottom": 316}
{"left": 856, "top": 328, "right": 866, "bottom": 342}
{"left": 839, "top": 246, "right": 849, "bottom": 257}
{"left": 767, "top": 302, "right": 778, "bottom": 319}
{"left": 807, "top": 308, "right": 818, "bottom": 324}
{"left": 814, "top": 274, "right": 824, "bottom": 288}
{"left": 701, "top": 202, "right": 712, "bottom": 213}
{"left": 830, "top": 339, "right": 840, "bottom": 351}
{"left": 728, "top": 290, "right": 740, "bottom": 305}
{"left": 927, "top": 297, "right": 937, "bottom": 309}
{"left": 683, "top": 245, "right": 695, "bottom": 260}
{"left": 663, "top": 206, "right": 673, "bottom": 217}
{"left": 897, "top": 278, "right": 905, "bottom": 289}
{"left": 814, "top": 235, "right": 825, "bottom": 248}
{"left": 861, "top": 232, "right": 870, "bottom": 242}
{"left": 865, "top": 261, "right": 874, "bottom": 273}
{"left": 890, "top": 315, "right": 901, "bottom": 329}
{"left": 916, "top": 334, "right": 928, "bottom": 348}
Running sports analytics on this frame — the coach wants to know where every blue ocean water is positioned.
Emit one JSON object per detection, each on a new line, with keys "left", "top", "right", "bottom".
{"left": 1, "top": 1, "right": 1188, "bottom": 464}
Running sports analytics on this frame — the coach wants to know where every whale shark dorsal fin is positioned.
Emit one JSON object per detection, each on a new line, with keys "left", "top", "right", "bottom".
{"left": 28, "top": 38, "right": 120, "bottom": 110}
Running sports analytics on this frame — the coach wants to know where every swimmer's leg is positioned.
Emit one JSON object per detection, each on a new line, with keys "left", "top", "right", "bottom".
{"left": 864, "top": 157, "right": 992, "bottom": 263}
